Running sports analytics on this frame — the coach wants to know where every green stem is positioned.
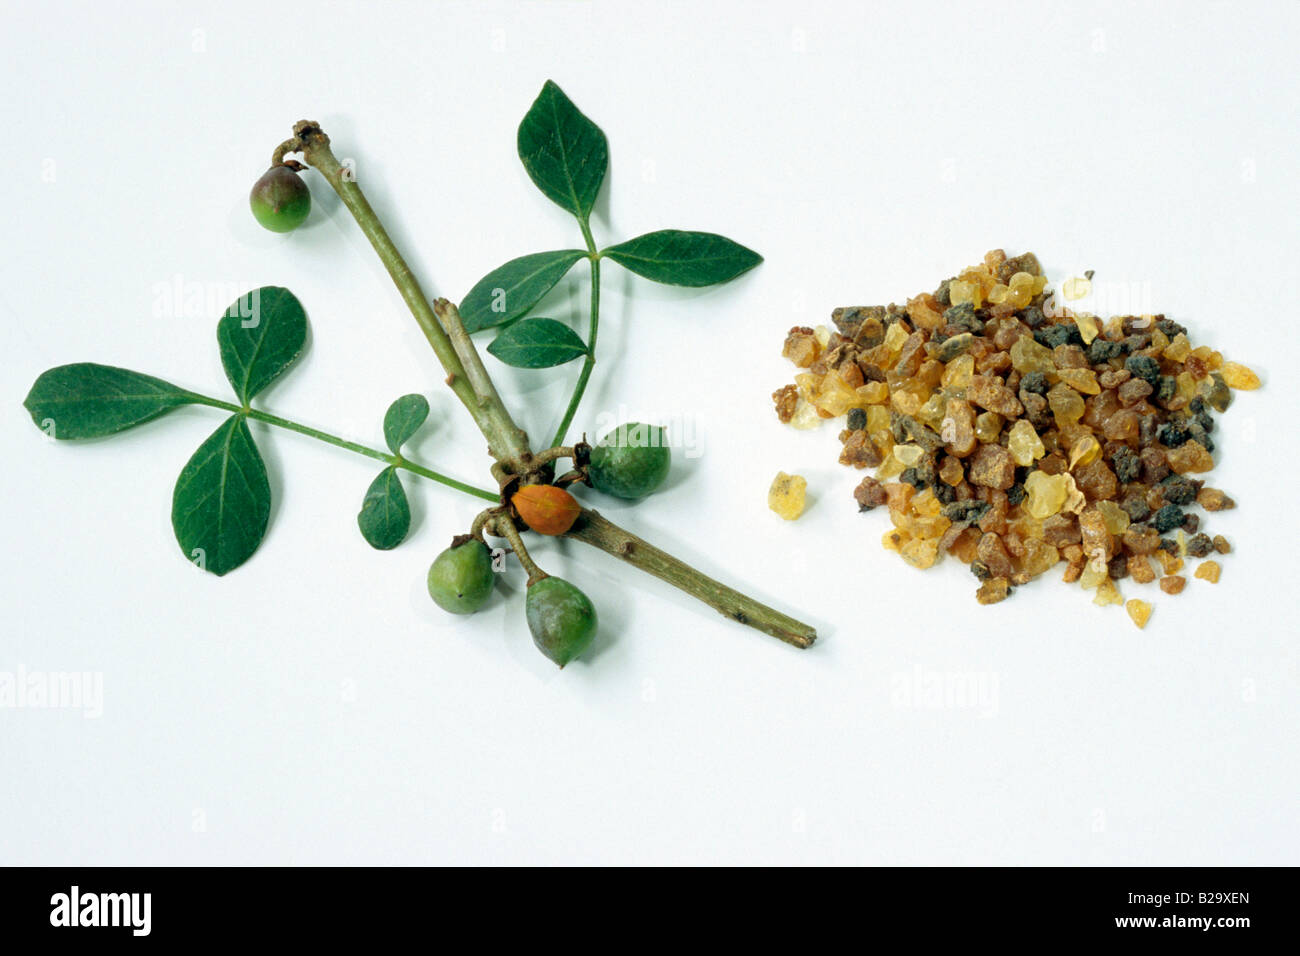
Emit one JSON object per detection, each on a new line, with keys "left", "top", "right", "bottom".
{"left": 288, "top": 122, "right": 532, "bottom": 471}
{"left": 577, "top": 216, "right": 598, "bottom": 259}
{"left": 550, "top": 217, "right": 601, "bottom": 447}
{"left": 192, "top": 395, "right": 498, "bottom": 503}
{"left": 564, "top": 509, "right": 816, "bottom": 649}
{"left": 490, "top": 516, "right": 547, "bottom": 586}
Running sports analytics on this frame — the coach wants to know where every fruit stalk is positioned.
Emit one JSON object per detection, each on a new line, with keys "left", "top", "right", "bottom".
{"left": 564, "top": 509, "right": 817, "bottom": 649}
{"left": 490, "top": 516, "right": 546, "bottom": 585}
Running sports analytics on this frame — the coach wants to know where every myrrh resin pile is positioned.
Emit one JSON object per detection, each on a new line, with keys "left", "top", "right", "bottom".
{"left": 771, "top": 250, "right": 1261, "bottom": 627}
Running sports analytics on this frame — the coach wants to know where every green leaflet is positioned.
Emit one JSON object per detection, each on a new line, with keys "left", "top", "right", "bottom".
{"left": 23, "top": 363, "right": 200, "bottom": 439}
{"left": 217, "top": 286, "right": 308, "bottom": 403}
{"left": 383, "top": 393, "right": 430, "bottom": 454}
{"left": 517, "top": 80, "right": 608, "bottom": 221}
{"left": 460, "top": 249, "right": 586, "bottom": 333}
{"left": 602, "top": 230, "right": 762, "bottom": 287}
{"left": 487, "top": 318, "right": 588, "bottom": 369}
{"left": 171, "top": 414, "right": 271, "bottom": 576}
{"left": 357, "top": 467, "right": 411, "bottom": 551}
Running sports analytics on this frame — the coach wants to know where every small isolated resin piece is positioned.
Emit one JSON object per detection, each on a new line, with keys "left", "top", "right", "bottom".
{"left": 1194, "top": 560, "right": 1221, "bottom": 583}
{"left": 771, "top": 249, "right": 1256, "bottom": 621}
{"left": 1219, "top": 361, "right": 1261, "bottom": 390}
{"left": 1062, "top": 276, "right": 1091, "bottom": 301}
{"left": 1126, "top": 599, "right": 1153, "bottom": 629}
{"left": 1093, "top": 578, "right": 1123, "bottom": 607}
{"left": 768, "top": 471, "right": 807, "bottom": 520}
{"left": 853, "top": 475, "right": 888, "bottom": 511}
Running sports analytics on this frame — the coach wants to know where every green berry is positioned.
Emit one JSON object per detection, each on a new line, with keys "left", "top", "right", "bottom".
{"left": 525, "top": 577, "right": 597, "bottom": 668}
{"left": 249, "top": 165, "right": 311, "bottom": 233}
{"left": 427, "top": 539, "right": 494, "bottom": 615}
{"left": 588, "top": 422, "right": 670, "bottom": 499}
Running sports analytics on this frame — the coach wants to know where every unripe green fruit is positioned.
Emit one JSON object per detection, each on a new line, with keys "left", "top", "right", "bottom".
{"left": 249, "top": 165, "right": 311, "bottom": 233}
{"left": 588, "top": 422, "right": 670, "bottom": 499}
{"left": 427, "top": 539, "right": 494, "bottom": 615}
{"left": 525, "top": 577, "right": 597, "bottom": 668}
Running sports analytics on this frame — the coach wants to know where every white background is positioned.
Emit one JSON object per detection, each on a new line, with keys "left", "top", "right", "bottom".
{"left": 2, "top": 0, "right": 1297, "bottom": 865}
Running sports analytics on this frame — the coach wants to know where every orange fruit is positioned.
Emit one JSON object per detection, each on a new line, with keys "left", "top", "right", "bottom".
{"left": 512, "top": 484, "right": 581, "bottom": 536}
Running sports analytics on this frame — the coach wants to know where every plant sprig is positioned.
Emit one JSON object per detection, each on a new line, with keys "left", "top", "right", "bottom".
{"left": 23, "top": 81, "right": 815, "bottom": 660}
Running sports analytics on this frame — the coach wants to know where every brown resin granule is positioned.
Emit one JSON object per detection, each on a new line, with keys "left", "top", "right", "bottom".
{"left": 772, "top": 249, "right": 1260, "bottom": 626}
